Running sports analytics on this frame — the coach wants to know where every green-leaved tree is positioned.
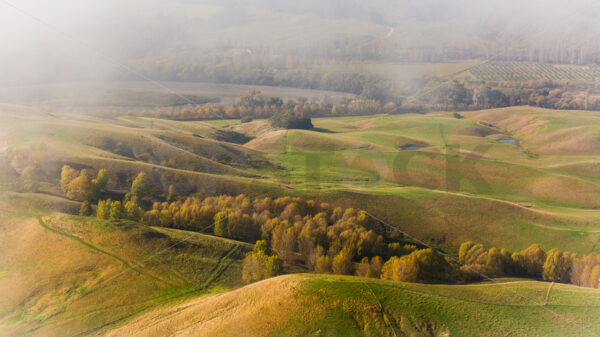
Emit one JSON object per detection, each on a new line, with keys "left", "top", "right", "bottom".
{"left": 543, "top": 249, "right": 573, "bottom": 283}
{"left": 214, "top": 211, "right": 228, "bottom": 237}
{"left": 130, "top": 172, "right": 150, "bottom": 205}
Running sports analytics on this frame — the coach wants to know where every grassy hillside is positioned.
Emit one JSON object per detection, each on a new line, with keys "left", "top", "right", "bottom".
{"left": 238, "top": 108, "right": 600, "bottom": 253}
{"left": 105, "top": 273, "right": 600, "bottom": 337}
{"left": 267, "top": 110, "right": 600, "bottom": 208}
{"left": 5, "top": 105, "right": 600, "bottom": 336}
{"left": 0, "top": 196, "right": 252, "bottom": 337}
{"left": 5, "top": 105, "right": 600, "bottom": 255}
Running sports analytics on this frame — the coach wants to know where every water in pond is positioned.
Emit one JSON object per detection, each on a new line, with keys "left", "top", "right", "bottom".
{"left": 498, "top": 139, "right": 518, "bottom": 146}
{"left": 403, "top": 145, "right": 422, "bottom": 150}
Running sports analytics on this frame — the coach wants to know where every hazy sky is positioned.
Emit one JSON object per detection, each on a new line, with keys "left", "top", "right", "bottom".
{"left": 1, "top": 0, "right": 599, "bottom": 85}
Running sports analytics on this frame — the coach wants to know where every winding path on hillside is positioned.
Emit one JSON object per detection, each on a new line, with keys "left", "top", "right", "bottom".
{"left": 199, "top": 244, "right": 242, "bottom": 289}
{"left": 399, "top": 187, "right": 600, "bottom": 233}
{"left": 36, "top": 216, "right": 176, "bottom": 286}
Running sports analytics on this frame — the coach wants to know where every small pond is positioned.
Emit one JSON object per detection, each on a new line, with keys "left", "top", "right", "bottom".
{"left": 402, "top": 145, "right": 423, "bottom": 150}
{"left": 498, "top": 139, "right": 518, "bottom": 146}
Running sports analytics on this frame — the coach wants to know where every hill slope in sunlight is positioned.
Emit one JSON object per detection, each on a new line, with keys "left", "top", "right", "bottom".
{"left": 105, "top": 274, "right": 600, "bottom": 337}
{"left": 0, "top": 205, "right": 251, "bottom": 337}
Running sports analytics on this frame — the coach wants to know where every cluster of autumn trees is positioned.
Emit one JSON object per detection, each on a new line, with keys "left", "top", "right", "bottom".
{"left": 511, "top": 86, "right": 592, "bottom": 111}
{"left": 144, "top": 193, "right": 600, "bottom": 287}
{"left": 121, "top": 91, "right": 392, "bottom": 122}
{"left": 58, "top": 166, "right": 600, "bottom": 288}
{"left": 95, "top": 171, "right": 151, "bottom": 221}
{"left": 143, "top": 194, "right": 390, "bottom": 260}
{"left": 118, "top": 81, "right": 599, "bottom": 123}
{"left": 140, "top": 193, "right": 464, "bottom": 283}
{"left": 60, "top": 165, "right": 109, "bottom": 215}
{"left": 60, "top": 165, "right": 150, "bottom": 219}
{"left": 241, "top": 240, "right": 283, "bottom": 284}
{"left": 268, "top": 109, "right": 313, "bottom": 130}
{"left": 458, "top": 241, "right": 600, "bottom": 287}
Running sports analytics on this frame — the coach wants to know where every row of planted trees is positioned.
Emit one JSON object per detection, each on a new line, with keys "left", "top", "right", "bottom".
{"left": 59, "top": 166, "right": 600, "bottom": 288}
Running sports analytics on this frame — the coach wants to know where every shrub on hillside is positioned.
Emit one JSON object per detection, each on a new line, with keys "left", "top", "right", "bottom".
{"left": 315, "top": 255, "right": 332, "bottom": 273}
{"left": 381, "top": 248, "right": 455, "bottom": 283}
{"left": 332, "top": 248, "right": 354, "bottom": 275}
{"left": 97, "top": 199, "right": 112, "bottom": 220}
{"left": 60, "top": 165, "right": 109, "bottom": 202}
{"left": 542, "top": 249, "right": 573, "bottom": 283}
{"left": 66, "top": 170, "right": 92, "bottom": 201}
{"left": 269, "top": 109, "right": 313, "bottom": 130}
{"left": 356, "top": 256, "right": 383, "bottom": 278}
{"left": 79, "top": 201, "right": 93, "bottom": 216}
{"left": 242, "top": 241, "right": 284, "bottom": 283}
{"left": 129, "top": 171, "right": 151, "bottom": 205}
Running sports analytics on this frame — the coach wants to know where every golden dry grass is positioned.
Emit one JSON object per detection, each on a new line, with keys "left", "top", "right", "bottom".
{"left": 0, "top": 207, "right": 250, "bottom": 337}
{"left": 0, "top": 213, "right": 170, "bottom": 337}
{"left": 229, "top": 120, "right": 272, "bottom": 138}
{"left": 244, "top": 129, "right": 288, "bottom": 152}
{"left": 105, "top": 273, "right": 600, "bottom": 337}
{"left": 462, "top": 107, "right": 600, "bottom": 155}
{"left": 105, "top": 274, "right": 306, "bottom": 337}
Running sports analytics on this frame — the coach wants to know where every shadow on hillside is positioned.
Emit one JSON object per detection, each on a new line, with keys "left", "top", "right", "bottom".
{"left": 312, "top": 127, "right": 337, "bottom": 134}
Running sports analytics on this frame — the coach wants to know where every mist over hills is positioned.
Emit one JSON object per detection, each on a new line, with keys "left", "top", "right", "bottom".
{"left": 2, "top": 0, "right": 600, "bottom": 87}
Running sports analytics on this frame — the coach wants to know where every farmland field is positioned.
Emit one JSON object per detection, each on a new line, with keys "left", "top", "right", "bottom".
{"left": 466, "top": 61, "right": 600, "bottom": 82}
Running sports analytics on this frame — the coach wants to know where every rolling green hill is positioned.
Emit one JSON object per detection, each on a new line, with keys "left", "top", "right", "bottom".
{"left": 5, "top": 105, "right": 600, "bottom": 336}
{"left": 104, "top": 274, "right": 600, "bottom": 337}
{"left": 5, "top": 105, "right": 600, "bottom": 255}
{"left": 242, "top": 108, "right": 600, "bottom": 253}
